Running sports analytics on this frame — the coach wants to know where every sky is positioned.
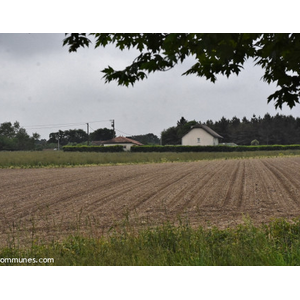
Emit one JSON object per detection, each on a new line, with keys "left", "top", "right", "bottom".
{"left": 1, "top": 33, "right": 300, "bottom": 140}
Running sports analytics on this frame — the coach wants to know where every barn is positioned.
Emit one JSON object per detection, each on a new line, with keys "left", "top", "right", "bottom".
{"left": 181, "top": 124, "right": 223, "bottom": 146}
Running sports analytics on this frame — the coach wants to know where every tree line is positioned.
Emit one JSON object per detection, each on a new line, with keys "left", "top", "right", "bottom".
{"left": 2, "top": 113, "right": 299, "bottom": 151}
{"left": 161, "top": 114, "right": 300, "bottom": 145}
{"left": 0, "top": 121, "right": 40, "bottom": 150}
{"left": 0, "top": 121, "right": 160, "bottom": 151}
{"left": 47, "top": 129, "right": 160, "bottom": 146}
{"left": 47, "top": 128, "right": 116, "bottom": 146}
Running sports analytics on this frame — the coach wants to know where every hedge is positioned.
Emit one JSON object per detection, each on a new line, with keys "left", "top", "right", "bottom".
{"left": 63, "top": 145, "right": 124, "bottom": 152}
{"left": 130, "top": 144, "right": 300, "bottom": 153}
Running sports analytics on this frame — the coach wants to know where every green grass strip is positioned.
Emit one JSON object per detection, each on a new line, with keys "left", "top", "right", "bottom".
{"left": 1, "top": 150, "right": 300, "bottom": 169}
{"left": 1, "top": 218, "right": 300, "bottom": 266}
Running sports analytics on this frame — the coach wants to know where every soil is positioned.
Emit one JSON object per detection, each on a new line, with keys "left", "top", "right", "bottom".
{"left": 1, "top": 156, "right": 300, "bottom": 245}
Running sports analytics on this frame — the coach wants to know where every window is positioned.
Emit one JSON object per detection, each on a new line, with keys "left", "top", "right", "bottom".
{"left": 197, "top": 138, "right": 200, "bottom": 143}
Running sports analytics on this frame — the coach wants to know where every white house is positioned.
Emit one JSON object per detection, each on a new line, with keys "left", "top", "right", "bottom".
{"left": 181, "top": 124, "right": 223, "bottom": 146}
{"left": 93, "top": 136, "right": 143, "bottom": 151}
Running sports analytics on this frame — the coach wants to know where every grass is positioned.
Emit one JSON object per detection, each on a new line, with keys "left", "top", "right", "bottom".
{"left": 1, "top": 149, "right": 300, "bottom": 168}
{"left": 1, "top": 217, "right": 300, "bottom": 266}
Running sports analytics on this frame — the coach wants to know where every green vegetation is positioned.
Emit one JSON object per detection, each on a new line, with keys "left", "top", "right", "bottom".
{"left": 131, "top": 144, "right": 300, "bottom": 153}
{"left": 2, "top": 218, "right": 300, "bottom": 266}
{"left": 63, "top": 145, "right": 124, "bottom": 152}
{"left": 63, "top": 33, "right": 300, "bottom": 109}
{"left": 1, "top": 149, "right": 300, "bottom": 169}
{"left": 0, "top": 121, "right": 40, "bottom": 151}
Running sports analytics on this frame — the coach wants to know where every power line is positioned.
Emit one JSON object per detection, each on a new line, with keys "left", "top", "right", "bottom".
{"left": 22, "top": 120, "right": 112, "bottom": 131}
{"left": 115, "top": 128, "right": 134, "bottom": 136}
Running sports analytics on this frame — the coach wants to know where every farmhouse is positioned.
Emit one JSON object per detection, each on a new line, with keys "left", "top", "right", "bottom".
{"left": 182, "top": 124, "right": 223, "bottom": 146}
{"left": 93, "top": 136, "right": 143, "bottom": 151}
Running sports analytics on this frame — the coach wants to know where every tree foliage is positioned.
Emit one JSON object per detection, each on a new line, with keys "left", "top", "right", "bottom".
{"left": 0, "top": 121, "right": 37, "bottom": 150}
{"left": 48, "top": 129, "right": 88, "bottom": 145}
{"left": 161, "top": 117, "right": 197, "bottom": 145}
{"left": 63, "top": 33, "right": 300, "bottom": 108}
{"left": 128, "top": 133, "right": 160, "bottom": 145}
{"left": 90, "top": 127, "right": 115, "bottom": 141}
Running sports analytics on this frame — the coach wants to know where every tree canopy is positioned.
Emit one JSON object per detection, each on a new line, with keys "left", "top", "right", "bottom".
{"left": 63, "top": 33, "right": 300, "bottom": 109}
{"left": 0, "top": 121, "right": 39, "bottom": 150}
{"left": 48, "top": 129, "right": 88, "bottom": 145}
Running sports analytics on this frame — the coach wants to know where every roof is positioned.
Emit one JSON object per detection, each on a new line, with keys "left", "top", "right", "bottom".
{"left": 188, "top": 124, "right": 223, "bottom": 139}
{"left": 96, "top": 136, "right": 143, "bottom": 146}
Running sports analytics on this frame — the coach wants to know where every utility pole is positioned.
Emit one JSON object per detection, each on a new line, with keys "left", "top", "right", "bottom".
{"left": 57, "top": 133, "right": 60, "bottom": 151}
{"left": 87, "top": 123, "right": 90, "bottom": 145}
{"left": 111, "top": 119, "right": 115, "bottom": 137}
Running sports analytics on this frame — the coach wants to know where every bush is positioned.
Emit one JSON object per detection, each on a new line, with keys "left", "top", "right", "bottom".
{"left": 251, "top": 139, "right": 260, "bottom": 145}
{"left": 63, "top": 145, "right": 124, "bottom": 152}
{"left": 130, "top": 144, "right": 300, "bottom": 153}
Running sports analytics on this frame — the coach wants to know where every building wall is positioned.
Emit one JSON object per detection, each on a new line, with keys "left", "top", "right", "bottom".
{"left": 182, "top": 128, "right": 219, "bottom": 146}
{"left": 103, "top": 143, "right": 134, "bottom": 151}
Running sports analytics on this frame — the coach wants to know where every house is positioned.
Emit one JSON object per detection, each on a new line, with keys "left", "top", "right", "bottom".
{"left": 181, "top": 124, "right": 223, "bottom": 146}
{"left": 93, "top": 136, "right": 143, "bottom": 151}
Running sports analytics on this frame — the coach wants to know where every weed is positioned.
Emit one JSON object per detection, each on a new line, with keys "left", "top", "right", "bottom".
{"left": 1, "top": 217, "right": 300, "bottom": 266}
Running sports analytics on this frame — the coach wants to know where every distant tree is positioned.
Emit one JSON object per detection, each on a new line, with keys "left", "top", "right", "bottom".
{"left": 177, "top": 117, "right": 188, "bottom": 127}
{"left": 48, "top": 130, "right": 66, "bottom": 145}
{"left": 0, "top": 121, "right": 20, "bottom": 138}
{"left": 129, "top": 133, "right": 160, "bottom": 145}
{"left": 0, "top": 121, "right": 36, "bottom": 150}
{"left": 251, "top": 139, "right": 259, "bottom": 145}
{"left": 161, "top": 126, "right": 178, "bottom": 145}
{"left": 90, "top": 127, "right": 115, "bottom": 141}
{"left": 203, "top": 113, "right": 300, "bottom": 145}
{"left": 64, "top": 129, "right": 88, "bottom": 144}
{"left": 213, "top": 117, "right": 230, "bottom": 141}
{"left": 0, "top": 135, "right": 14, "bottom": 150}
{"left": 48, "top": 129, "right": 89, "bottom": 145}
{"left": 63, "top": 33, "right": 300, "bottom": 109}
{"left": 32, "top": 132, "right": 41, "bottom": 141}
{"left": 48, "top": 132, "right": 59, "bottom": 144}
{"left": 15, "top": 128, "right": 34, "bottom": 150}
{"left": 161, "top": 117, "right": 197, "bottom": 145}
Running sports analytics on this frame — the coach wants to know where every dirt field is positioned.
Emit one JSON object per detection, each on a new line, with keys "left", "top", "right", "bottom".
{"left": 1, "top": 156, "right": 300, "bottom": 244}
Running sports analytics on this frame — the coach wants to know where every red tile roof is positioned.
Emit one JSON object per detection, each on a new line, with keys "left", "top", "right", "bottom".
{"left": 97, "top": 136, "right": 143, "bottom": 146}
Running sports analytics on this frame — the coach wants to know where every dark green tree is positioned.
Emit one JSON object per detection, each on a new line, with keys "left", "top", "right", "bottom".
{"left": 0, "top": 121, "right": 20, "bottom": 138}
{"left": 64, "top": 129, "right": 88, "bottom": 144}
{"left": 48, "top": 129, "right": 89, "bottom": 145}
{"left": 90, "top": 127, "right": 115, "bottom": 141}
{"left": 0, "top": 121, "right": 36, "bottom": 150}
{"left": 161, "top": 118, "right": 197, "bottom": 145}
{"left": 161, "top": 126, "right": 178, "bottom": 145}
{"left": 63, "top": 33, "right": 300, "bottom": 108}
{"left": 15, "top": 128, "right": 35, "bottom": 150}
{"left": 128, "top": 133, "right": 160, "bottom": 145}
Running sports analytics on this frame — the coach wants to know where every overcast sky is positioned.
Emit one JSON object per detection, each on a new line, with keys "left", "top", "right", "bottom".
{"left": 1, "top": 33, "right": 300, "bottom": 140}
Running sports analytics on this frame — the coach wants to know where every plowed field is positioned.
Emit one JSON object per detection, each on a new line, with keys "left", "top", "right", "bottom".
{"left": 1, "top": 156, "right": 300, "bottom": 245}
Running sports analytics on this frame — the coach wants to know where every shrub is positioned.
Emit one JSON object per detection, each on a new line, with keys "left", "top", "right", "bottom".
{"left": 130, "top": 144, "right": 300, "bottom": 153}
{"left": 63, "top": 145, "right": 124, "bottom": 152}
{"left": 251, "top": 139, "right": 260, "bottom": 145}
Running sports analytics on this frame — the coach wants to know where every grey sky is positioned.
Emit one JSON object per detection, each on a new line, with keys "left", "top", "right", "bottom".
{"left": 1, "top": 33, "right": 300, "bottom": 140}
